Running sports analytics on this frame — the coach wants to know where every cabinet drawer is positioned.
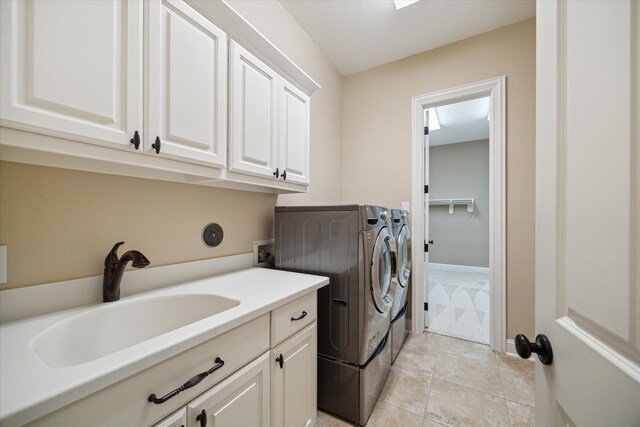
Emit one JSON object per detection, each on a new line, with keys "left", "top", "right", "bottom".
{"left": 271, "top": 292, "right": 316, "bottom": 347}
{"left": 26, "top": 314, "right": 270, "bottom": 427}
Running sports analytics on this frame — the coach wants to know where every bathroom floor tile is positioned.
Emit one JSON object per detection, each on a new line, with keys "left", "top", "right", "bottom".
{"left": 425, "top": 379, "right": 511, "bottom": 427}
{"left": 433, "top": 351, "right": 503, "bottom": 398}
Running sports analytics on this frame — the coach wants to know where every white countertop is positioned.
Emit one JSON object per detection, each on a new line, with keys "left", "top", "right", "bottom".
{"left": 0, "top": 268, "right": 329, "bottom": 426}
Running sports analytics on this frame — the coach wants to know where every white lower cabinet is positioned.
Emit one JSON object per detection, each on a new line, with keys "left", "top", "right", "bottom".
{"left": 271, "top": 323, "right": 317, "bottom": 427}
{"left": 152, "top": 408, "right": 187, "bottom": 427}
{"left": 186, "top": 352, "right": 270, "bottom": 427}
{"left": 23, "top": 293, "right": 319, "bottom": 427}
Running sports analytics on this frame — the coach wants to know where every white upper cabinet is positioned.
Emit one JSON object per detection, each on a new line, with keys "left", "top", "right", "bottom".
{"left": 229, "top": 40, "right": 279, "bottom": 179}
{"left": 147, "top": 0, "right": 227, "bottom": 167}
{"left": 278, "top": 80, "right": 310, "bottom": 185}
{"left": 229, "top": 40, "right": 311, "bottom": 185}
{"left": 0, "top": 0, "right": 143, "bottom": 150}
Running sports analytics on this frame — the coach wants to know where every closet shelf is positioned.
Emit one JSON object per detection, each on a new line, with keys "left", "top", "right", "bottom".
{"left": 429, "top": 198, "right": 474, "bottom": 214}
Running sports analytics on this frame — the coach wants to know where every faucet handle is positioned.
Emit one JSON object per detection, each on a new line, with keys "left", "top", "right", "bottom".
{"left": 105, "top": 242, "right": 125, "bottom": 268}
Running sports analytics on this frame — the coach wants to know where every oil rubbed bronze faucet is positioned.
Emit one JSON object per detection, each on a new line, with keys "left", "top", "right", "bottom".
{"left": 103, "top": 242, "right": 150, "bottom": 302}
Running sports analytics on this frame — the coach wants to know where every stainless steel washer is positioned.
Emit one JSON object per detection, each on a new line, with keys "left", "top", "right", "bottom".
{"left": 275, "top": 205, "right": 398, "bottom": 425}
{"left": 391, "top": 209, "right": 411, "bottom": 363}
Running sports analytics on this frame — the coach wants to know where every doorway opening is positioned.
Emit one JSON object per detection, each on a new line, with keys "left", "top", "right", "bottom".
{"left": 410, "top": 77, "right": 506, "bottom": 352}
{"left": 426, "top": 97, "right": 490, "bottom": 344}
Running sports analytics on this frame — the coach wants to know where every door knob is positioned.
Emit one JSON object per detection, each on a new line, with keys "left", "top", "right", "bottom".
{"left": 515, "top": 333, "right": 553, "bottom": 365}
{"left": 428, "top": 240, "right": 434, "bottom": 244}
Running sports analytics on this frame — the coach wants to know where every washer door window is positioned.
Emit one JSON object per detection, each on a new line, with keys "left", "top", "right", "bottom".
{"left": 371, "top": 226, "right": 398, "bottom": 313}
{"left": 397, "top": 224, "right": 412, "bottom": 288}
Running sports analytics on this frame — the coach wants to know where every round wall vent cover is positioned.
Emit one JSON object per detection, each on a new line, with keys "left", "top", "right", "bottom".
{"left": 202, "top": 223, "right": 224, "bottom": 247}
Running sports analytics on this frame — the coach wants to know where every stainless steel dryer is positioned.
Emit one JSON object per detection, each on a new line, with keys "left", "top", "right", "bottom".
{"left": 390, "top": 209, "right": 411, "bottom": 363}
{"left": 275, "top": 205, "right": 398, "bottom": 426}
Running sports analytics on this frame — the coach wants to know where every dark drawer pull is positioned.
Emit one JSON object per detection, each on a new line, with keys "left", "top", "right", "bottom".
{"left": 276, "top": 353, "right": 284, "bottom": 369}
{"left": 147, "top": 357, "right": 224, "bottom": 404}
{"left": 196, "top": 409, "right": 207, "bottom": 427}
{"left": 291, "top": 310, "right": 307, "bottom": 321}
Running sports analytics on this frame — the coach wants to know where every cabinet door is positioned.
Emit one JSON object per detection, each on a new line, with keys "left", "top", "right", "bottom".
{"left": 147, "top": 0, "right": 227, "bottom": 167}
{"left": 229, "top": 41, "right": 279, "bottom": 179}
{"left": 187, "top": 352, "right": 270, "bottom": 427}
{"left": 151, "top": 408, "right": 186, "bottom": 427}
{"left": 278, "top": 80, "right": 310, "bottom": 185}
{"left": 271, "top": 323, "right": 316, "bottom": 427}
{"left": 0, "top": 0, "right": 142, "bottom": 149}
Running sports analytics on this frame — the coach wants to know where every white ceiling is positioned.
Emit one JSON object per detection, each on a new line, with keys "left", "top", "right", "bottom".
{"left": 429, "top": 96, "right": 490, "bottom": 147}
{"left": 280, "top": 0, "right": 535, "bottom": 75}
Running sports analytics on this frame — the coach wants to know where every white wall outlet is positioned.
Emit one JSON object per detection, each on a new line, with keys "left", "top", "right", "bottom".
{"left": 0, "top": 245, "right": 7, "bottom": 284}
{"left": 401, "top": 201, "right": 410, "bottom": 212}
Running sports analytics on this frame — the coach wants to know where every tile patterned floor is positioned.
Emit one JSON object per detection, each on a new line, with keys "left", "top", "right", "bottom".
{"left": 428, "top": 264, "right": 490, "bottom": 344}
{"left": 316, "top": 332, "right": 535, "bottom": 427}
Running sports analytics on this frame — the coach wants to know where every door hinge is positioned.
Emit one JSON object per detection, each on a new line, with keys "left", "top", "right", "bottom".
{"left": 424, "top": 185, "right": 429, "bottom": 194}
{"left": 424, "top": 302, "right": 428, "bottom": 311}
{"left": 424, "top": 242, "right": 429, "bottom": 252}
{"left": 424, "top": 126, "right": 429, "bottom": 135}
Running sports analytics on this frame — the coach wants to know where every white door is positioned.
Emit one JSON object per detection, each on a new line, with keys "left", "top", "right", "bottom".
{"left": 0, "top": 0, "right": 142, "bottom": 150}
{"left": 271, "top": 323, "right": 316, "bottom": 427}
{"left": 278, "top": 79, "right": 310, "bottom": 185}
{"left": 187, "top": 352, "right": 270, "bottom": 427}
{"left": 147, "top": 0, "right": 227, "bottom": 167}
{"left": 423, "top": 112, "right": 431, "bottom": 329}
{"left": 535, "top": 1, "right": 640, "bottom": 425}
{"left": 229, "top": 41, "right": 279, "bottom": 179}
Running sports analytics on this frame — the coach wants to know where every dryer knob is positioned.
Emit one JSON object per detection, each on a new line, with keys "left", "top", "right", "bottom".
{"left": 380, "top": 211, "right": 389, "bottom": 220}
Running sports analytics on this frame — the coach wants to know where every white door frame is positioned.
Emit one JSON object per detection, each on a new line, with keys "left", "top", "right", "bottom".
{"left": 410, "top": 76, "right": 506, "bottom": 352}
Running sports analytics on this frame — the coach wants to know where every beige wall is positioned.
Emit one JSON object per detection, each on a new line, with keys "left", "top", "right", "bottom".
{"left": 342, "top": 19, "right": 536, "bottom": 338}
{"left": 0, "top": 1, "right": 343, "bottom": 290}
{"left": 429, "top": 140, "right": 489, "bottom": 268}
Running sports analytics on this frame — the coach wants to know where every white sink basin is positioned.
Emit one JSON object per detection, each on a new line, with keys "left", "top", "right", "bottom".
{"left": 30, "top": 294, "right": 239, "bottom": 367}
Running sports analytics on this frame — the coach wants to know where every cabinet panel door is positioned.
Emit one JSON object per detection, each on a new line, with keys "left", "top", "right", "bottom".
{"left": 151, "top": 408, "right": 186, "bottom": 427}
{"left": 0, "top": 0, "right": 142, "bottom": 149}
{"left": 278, "top": 80, "right": 310, "bottom": 185}
{"left": 229, "top": 41, "right": 278, "bottom": 179}
{"left": 271, "top": 323, "right": 316, "bottom": 427}
{"left": 147, "top": 0, "right": 227, "bottom": 167}
{"left": 187, "top": 352, "right": 270, "bottom": 427}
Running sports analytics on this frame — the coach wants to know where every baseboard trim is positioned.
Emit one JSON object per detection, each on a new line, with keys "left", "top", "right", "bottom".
{"left": 429, "top": 263, "right": 490, "bottom": 274}
{"left": 506, "top": 338, "right": 517, "bottom": 356}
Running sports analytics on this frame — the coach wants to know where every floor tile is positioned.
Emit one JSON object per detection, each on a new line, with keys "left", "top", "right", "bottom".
{"left": 433, "top": 351, "right": 503, "bottom": 398}
{"left": 404, "top": 331, "right": 444, "bottom": 351}
{"left": 496, "top": 354, "right": 535, "bottom": 407}
{"left": 365, "top": 401, "right": 423, "bottom": 427}
{"left": 506, "top": 400, "right": 536, "bottom": 426}
{"left": 316, "top": 410, "right": 352, "bottom": 427}
{"left": 436, "top": 334, "right": 498, "bottom": 365}
{"left": 423, "top": 419, "right": 448, "bottom": 427}
{"left": 393, "top": 342, "right": 438, "bottom": 376}
{"left": 425, "top": 379, "right": 511, "bottom": 427}
{"left": 378, "top": 365, "right": 431, "bottom": 416}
